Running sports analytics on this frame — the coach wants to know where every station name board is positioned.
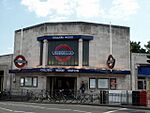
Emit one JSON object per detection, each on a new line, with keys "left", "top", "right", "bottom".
{"left": 37, "top": 35, "right": 93, "bottom": 41}
{"left": 52, "top": 36, "right": 74, "bottom": 39}
{"left": 39, "top": 68, "right": 79, "bottom": 73}
{"left": 9, "top": 68, "right": 130, "bottom": 74}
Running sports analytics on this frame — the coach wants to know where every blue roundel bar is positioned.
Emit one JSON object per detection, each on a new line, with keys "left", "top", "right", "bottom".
{"left": 37, "top": 35, "right": 93, "bottom": 41}
{"left": 138, "top": 66, "right": 150, "bottom": 76}
{"left": 52, "top": 50, "right": 74, "bottom": 56}
{"left": 9, "top": 68, "right": 130, "bottom": 75}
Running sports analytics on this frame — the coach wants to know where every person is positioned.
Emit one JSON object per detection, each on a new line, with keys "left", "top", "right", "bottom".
{"left": 80, "top": 81, "right": 85, "bottom": 94}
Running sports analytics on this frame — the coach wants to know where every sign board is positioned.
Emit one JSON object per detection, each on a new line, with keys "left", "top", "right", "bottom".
{"left": 48, "top": 40, "right": 78, "bottom": 66}
{"left": 14, "top": 55, "right": 27, "bottom": 68}
{"left": 106, "top": 54, "right": 115, "bottom": 69}
{"left": 9, "top": 68, "right": 130, "bottom": 74}
{"left": 52, "top": 44, "right": 74, "bottom": 62}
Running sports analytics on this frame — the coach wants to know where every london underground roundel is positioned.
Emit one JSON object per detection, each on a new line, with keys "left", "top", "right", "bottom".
{"left": 52, "top": 44, "right": 74, "bottom": 62}
{"left": 14, "top": 55, "right": 27, "bottom": 68}
{"left": 106, "top": 54, "right": 115, "bottom": 69}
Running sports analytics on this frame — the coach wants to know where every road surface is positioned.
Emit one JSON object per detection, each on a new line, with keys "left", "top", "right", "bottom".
{"left": 0, "top": 101, "right": 149, "bottom": 113}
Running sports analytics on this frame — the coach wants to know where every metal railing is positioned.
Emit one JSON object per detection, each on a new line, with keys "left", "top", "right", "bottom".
{"left": 0, "top": 89, "right": 149, "bottom": 106}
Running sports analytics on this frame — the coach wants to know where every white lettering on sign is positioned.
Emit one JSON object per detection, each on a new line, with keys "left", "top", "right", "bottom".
{"left": 40, "top": 68, "right": 53, "bottom": 72}
{"left": 67, "top": 69, "right": 79, "bottom": 73}
{"left": 52, "top": 36, "right": 74, "bottom": 39}
{"left": 39, "top": 68, "right": 80, "bottom": 73}
{"left": 52, "top": 51, "right": 74, "bottom": 56}
{"left": 55, "top": 68, "right": 65, "bottom": 72}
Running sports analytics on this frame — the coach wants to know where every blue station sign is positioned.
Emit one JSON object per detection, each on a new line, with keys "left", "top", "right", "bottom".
{"left": 37, "top": 35, "right": 93, "bottom": 41}
{"left": 138, "top": 66, "right": 150, "bottom": 76}
{"left": 9, "top": 68, "right": 130, "bottom": 75}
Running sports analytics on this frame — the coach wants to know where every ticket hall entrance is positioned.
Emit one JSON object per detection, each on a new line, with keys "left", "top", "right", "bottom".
{"left": 0, "top": 71, "right": 4, "bottom": 92}
{"left": 47, "top": 76, "right": 76, "bottom": 95}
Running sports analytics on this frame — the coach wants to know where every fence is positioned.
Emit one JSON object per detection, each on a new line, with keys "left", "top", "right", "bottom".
{"left": 0, "top": 89, "right": 149, "bottom": 106}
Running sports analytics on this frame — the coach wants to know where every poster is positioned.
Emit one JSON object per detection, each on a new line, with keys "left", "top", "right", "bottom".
{"left": 110, "top": 78, "right": 117, "bottom": 90}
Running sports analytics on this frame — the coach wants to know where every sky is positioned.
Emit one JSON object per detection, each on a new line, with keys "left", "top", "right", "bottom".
{"left": 0, "top": 0, "right": 150, "bottom": 55}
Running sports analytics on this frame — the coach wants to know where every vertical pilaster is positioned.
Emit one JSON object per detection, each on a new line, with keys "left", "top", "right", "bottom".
{"left": 42, "top": 39, "right": 48, "bottom": 67}
{"left": 79, "top": 39, "right": 83, "bottom": 67}
{"left": 131, "top": 55, "right": 136, "bottom": 90}
{"left": 39, "top": 41, "right": 42, "bottom": 66}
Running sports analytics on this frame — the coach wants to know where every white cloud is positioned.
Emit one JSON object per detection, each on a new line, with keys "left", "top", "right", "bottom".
{"left": 105, "top": 0, "right": 140, "bottom": 20}
{"left": 76, "top": 0, "right": 104, "bottom": 18}
{"left": 21, "top": 0, "right": 51, "bottom": 17}
{"left": 21, "top": 0, "right": 140, "bottom": 21}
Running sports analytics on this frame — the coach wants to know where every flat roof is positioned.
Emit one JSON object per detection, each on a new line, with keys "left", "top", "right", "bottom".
{"left": 15, "top": 21, "right": 130, "bottom": 33}
{"left": 0, "top": 54, "right": 13, "bottom": 57}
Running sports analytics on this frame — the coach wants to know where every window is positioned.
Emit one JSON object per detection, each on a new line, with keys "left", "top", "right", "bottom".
{"left": 98, "top": 78, "right": 109, "bottom": 89}
{"left": 25, "top": 77, "right": 32, "bottom": 86}
{"left": 89, "top": 78, "right": 96, "bottom": 89}
{"left": 138, "top": 79, "right": 146, "bottom": 90}
{"left": 20, "top": 77, "right": 38, "bottom": 87}
{"left": 48, "top": 40, "right": 78, "bottom": 66}
{"left": 33, "top": 77, "right": 38, "bottom": 87}
{"left": 89, "top": 77, "right": 117, "bottom": 89}
{"left": 39, "top": 41, "right": 43, "bottom": 65}
{"left": 20, "top": 78, "right": 24, "bottom": 87}
{"left": 82, "top": 40, "right": 89, "bottom": 66}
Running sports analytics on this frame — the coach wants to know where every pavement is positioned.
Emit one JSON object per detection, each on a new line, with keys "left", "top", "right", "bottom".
{"left": 56, "top": 99, "right": 150, "bottom": 110}
{"left": 29, "top": 98, "right": 150, "bottom": 110}
{"left": 95, "top": 99, "right": 150, "bottom": 110}
{"left": 107, "top": 104, "right": 150, "bottom": 110}
{"left": 38, "top": 99, "right": 150, "bottom": 110}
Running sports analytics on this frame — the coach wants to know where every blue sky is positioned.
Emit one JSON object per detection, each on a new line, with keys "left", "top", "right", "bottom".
{"left": 0, "top": 0, "right": 150, "bottom": 55}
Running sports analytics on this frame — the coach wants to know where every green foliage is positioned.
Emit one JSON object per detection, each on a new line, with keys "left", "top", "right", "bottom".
{"left": 144, "top": 41, "right": 150, "bottom": 53}
{"left": 130, "top": 41, "right": 146, "bottom": 53}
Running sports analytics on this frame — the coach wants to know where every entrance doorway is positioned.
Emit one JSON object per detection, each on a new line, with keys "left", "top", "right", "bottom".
{"left": 0, "top": 71, "right": 4, "bottom": 92}
{"left": 47, "top": 77, "right": 76, "bottom": 95}
{"left": 54, "top": 77, "right": 76, "bottom": 90}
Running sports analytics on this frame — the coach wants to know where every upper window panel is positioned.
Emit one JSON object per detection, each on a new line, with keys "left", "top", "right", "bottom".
{"left": 48, "top": 40, "right": 78, "bottom": 66}
{"left": 82, "top": 40, "right": 89, "bottom": 66}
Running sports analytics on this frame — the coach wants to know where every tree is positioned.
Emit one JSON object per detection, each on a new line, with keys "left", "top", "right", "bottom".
{"left": 144, "top": 41, "right": 150, "bottom": 53}
{"left": 130, "top": 41, "right": 146, "bottom": 53}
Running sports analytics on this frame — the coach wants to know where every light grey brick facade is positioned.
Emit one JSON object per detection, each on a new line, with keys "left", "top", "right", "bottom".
{"left": 131, "top": 53, "right": 150, "bottom": 91}
{"left": 0, "top": 54, "right": 13, "bottom": 91}
{"left": 9, "top": 22, "right": 131, "bottom": 93}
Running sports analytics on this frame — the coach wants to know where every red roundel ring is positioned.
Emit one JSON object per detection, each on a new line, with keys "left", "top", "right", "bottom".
{"left": 14, "top": 55, "right": 27, "bottom": 68}
{"left": 55, "top": 44, "right": 73, "bottom": 62}
{"left": 106, "top": 54, "right": 115, "bottom": 69}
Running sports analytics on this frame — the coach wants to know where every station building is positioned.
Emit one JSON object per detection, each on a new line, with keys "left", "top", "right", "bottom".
{"left": 0, "top": 54, "right": 13, "bottom": 92}
{"left": 131, "top": 53, "right": 150, "bottom": 92}
{"left": 6, "top": 22, "right": 131, "bottom": 93}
